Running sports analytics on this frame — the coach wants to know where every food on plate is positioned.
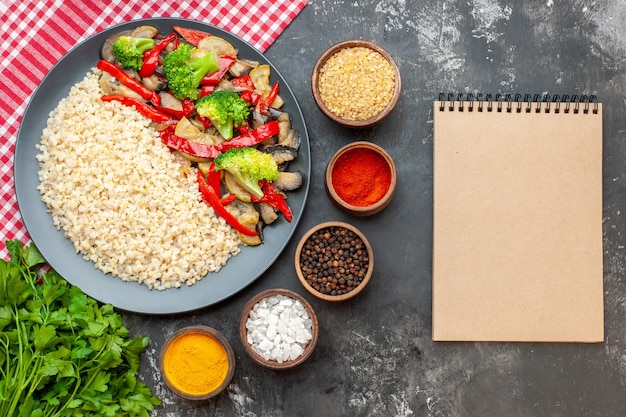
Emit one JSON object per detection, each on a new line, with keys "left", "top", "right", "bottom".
{"left": 214, "top": 147, "right": 279, "bottom": 199}
{"left": 161, "top": 43, "right": 220, "bottom": 100}
{"left": 36, "top": 24, "right": 303, "bottom": 290}
{"left": 111, "top": 35, "right": 155, "bottom": 70}
{"left": 195, "top": 90, "right": 250, "bottom": 139}
{"left": 37, "top": 72, "right": 241, "bottom": 290}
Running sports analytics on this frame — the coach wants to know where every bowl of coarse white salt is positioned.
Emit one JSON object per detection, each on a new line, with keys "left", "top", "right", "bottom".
{"left": 239, "top": 288, "right": 319, "bottom": 369}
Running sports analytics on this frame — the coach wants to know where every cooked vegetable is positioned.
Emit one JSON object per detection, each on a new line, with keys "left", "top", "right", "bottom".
{"left": 214, "top": 147, "right": 279, "bottom": 199}
{"left": 235, "top": 211, "right": 263, "bottom": 246}
{"left": 172, "top": 25, "right": 211, "bottom": 46}
{"left": 97, "top": 59, "right": 159, "bottom": 103}
{"left": 162, "top": 43, "right": 219, "bottom": 100}
{"left": 96, "top": 25, "right": 300, "bottom": 246}
{"left": 197, "top": 169, "right": 258, "bottom": 237}
{"left": 112, "top": 36, "right": 155, "bottom": 70}
{"left": 197, "top": 36, "right": 238, "bottom": 56}
{"left": 101, "top": 95, "right": 173, "bottom": 124}
{"left": 0, "top": 240, "right": 161, "bottom": 417}
{"left": 139, "top": 32, "right": 177, "bottom": 77}
{"left": 195, "top": 90, "right": 250, "bottom": 139}
{"left": 200, "top": 55, "right": 237, "bottom": 87}
{"left": 252, "top": 180, "right": 293, "bottom": 222}
{"left": 224, "top": 170, "right": 252, "bottom": 202}
{"left": 274, "top": 171, "right": 304, "bottom": 191}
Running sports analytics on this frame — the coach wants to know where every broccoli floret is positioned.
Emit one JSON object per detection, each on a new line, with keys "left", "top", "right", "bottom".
{"left": 162, "top": 43, "right": 219, "bottom": 100}
{"left": 112, "top": 36, "right": 155, "bottom": 70}
{"left": 214, "top": 147, "right": 279, "bottom": 199}
{"left": 195, "top": 90, "right": 250, "bottom": 140}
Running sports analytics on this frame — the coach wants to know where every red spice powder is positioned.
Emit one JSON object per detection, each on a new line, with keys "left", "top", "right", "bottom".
{"left": 331, "top": 147, "right": 392, "bottom": 207}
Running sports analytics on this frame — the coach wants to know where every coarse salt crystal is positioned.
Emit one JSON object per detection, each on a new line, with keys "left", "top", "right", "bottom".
{"left": 246, "top": 294, "right": 313, "bottom": 363}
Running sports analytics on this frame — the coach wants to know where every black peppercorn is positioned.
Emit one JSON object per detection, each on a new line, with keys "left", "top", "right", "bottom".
{"left": 299, "top": 226, "right": 369, "bottom": 296}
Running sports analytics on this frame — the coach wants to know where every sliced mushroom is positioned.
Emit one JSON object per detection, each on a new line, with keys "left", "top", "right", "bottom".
{"left": 130, "top": 25, "right": 159, "bottom": 39}
{"left": 258, "top": 202, "right": 279, "bottom": 225}
{"left": 197, "top": 36, "right": 238, "bottom": 56}
{"left": 160, "top": 91, "right": 185, "bottom": 113}
{"left": 274, "top": 171, "right": 303, "bottom": 192}
{"left": 251, "top": 107, "right": 270, "bottom": 130}
{"left": 264, "top": 145, "right": 297, "bottom": 165}
{"left": 216, "top": 78, "right": 236, "bottom": 91}
{"left": 142, "top": 74, "right": 167, "bottom": 91}
{"left": 228, "top": 59, "right": 259, "bottom": 77}
{"left": 278, "top": 128, "right": 301, "bottom": 151}
{"left": 99, "top": 72, "right": 144, "bottom": 99}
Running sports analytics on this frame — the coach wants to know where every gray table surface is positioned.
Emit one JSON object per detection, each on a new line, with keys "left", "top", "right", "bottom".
{"left": 123, "top": 1, "right": 626, "bottom": 415}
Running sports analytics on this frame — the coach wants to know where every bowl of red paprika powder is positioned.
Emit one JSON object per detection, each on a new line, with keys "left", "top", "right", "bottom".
{"left": 159, "top": 325, "right": 235, "bottom": 400}
{"left": 325, "top": 141, "right": 397, "bottom": 216}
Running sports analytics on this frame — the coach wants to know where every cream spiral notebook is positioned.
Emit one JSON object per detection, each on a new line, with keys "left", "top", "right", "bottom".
{"left": 432, "top": 94, "right": 604, "bottom": 342}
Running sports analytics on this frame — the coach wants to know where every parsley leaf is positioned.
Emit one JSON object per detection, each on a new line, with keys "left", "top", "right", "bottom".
{"left": 0, "top": 240, "right": 161, "bottom": 416}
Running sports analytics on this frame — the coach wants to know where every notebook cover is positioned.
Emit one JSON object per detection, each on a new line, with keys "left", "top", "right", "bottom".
{"left": 432, "top": 100, "right": 604, "bottom": 342}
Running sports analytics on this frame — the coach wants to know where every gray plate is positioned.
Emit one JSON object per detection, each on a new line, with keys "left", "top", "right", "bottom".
{"left": 13, "top": 18, "right": 310, "bottom": 314}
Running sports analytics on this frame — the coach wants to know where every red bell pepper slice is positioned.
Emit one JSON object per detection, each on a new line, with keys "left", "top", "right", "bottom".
{"left": 152, "top": 98, "right": 195, "bottom": 120}
{"left": 97, "top": 60, "right": 160, "bottom": 104}
{"left": 173, "top": 26, "right": 211, "bottom": 46}
{"left": 159, "top": 126, "right": 221, "bottom": 158}
{"left": 219, "top": 120, "right": 279, "bottom": 151}
{"left": 231, "top": 75, "right": 255, "bottom": 90}
{"left": 160, "top": 121, "right": 279, "bottom": 158}
{"left": 197, "top": 170, "right": 258, "bottom": 236}
{"left": 232, "top": 75, "right": 261, "bottom": 105}
{"left": 220, "top": 194, "right": 237, "bottom": 205}
{"left": 101, "top": 95, "right": 173, "bottom": 124}
{"left": 207, "top": 161, "right": 222, "bottom": 192}
{"left": 239, "top": 89, "right": 262, "bottom": 106}
{"left": 200, "top": 55, "right": 237, "bottom": 86}
{"left": 258, "top": 81, "right": 279, "bottom": 115}
{"left": 199, "top": 85, "right": 215, "bottom": 99}
{"left": 139, "top": 33, "right": 177, "bottom": 78}
{"left": 252, "top": 180, "right": 293, "bottom": 222}
{"left": 197, "top": 114, "right": 213, "bottom": 128}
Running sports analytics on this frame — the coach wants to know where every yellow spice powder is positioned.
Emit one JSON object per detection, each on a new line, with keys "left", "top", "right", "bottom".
{"left": 163, "top": 332, "right": 230, "bottom": 396}
{"left": 318, "top": 46, "right": 396, "bottom": 121}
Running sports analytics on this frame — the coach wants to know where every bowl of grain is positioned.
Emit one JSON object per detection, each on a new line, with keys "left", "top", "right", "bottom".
{"left": 325, "top": 141, "right": 397, "bottom": 216}
{"left": 294, "top": 221, "right": 374, "bottom": 301}
{"left": 311, "top": 40, "right": 401, "bottom": 128}
{"left": 159, "top": 325, "right": 235, "bottom": 400}
{"left": 239, "top": 288, "right": 319, "bottom": 370}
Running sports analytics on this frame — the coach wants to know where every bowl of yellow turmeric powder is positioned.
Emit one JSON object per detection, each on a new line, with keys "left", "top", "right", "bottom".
{"left": 159, "top": 325, "right": 235, "bottom": 400}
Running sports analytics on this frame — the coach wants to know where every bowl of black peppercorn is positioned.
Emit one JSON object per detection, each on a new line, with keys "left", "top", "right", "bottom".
{"left": 294, "top": 221, "right": 374, "bottom": 301}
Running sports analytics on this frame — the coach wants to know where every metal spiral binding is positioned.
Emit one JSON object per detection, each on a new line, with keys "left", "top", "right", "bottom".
{"left": 438, "top": 93, "right": 598, "bottom": 114}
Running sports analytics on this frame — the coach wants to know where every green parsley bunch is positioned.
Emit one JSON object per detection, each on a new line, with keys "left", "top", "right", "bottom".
{"left": 0, "top": 240, "right": 161, "bottom": 417}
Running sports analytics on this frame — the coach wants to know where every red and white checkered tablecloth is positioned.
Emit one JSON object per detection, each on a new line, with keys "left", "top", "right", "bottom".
{"left": 0, "top": 0, "right": 308, "bottom": 260}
